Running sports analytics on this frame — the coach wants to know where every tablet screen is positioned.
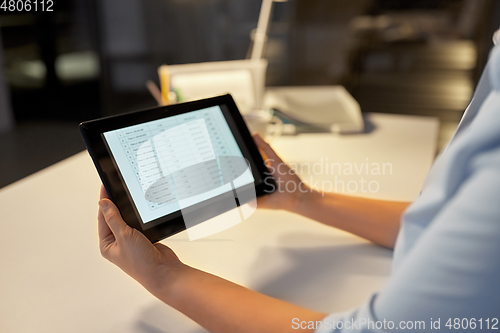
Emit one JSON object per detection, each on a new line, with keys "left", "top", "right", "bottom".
{"left": 102, "top": 105, "right": 254, "bottom": 225}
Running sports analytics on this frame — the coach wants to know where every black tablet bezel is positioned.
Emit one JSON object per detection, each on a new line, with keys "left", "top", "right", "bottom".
{"left": 79, "top": 94, "right": 275, "bottom": 243}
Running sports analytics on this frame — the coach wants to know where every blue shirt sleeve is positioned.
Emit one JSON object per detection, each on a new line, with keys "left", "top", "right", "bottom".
{"left": 316, "top": 142, "right": 500, "bottom": 332}
{"left": 375, "top": 143, "right": 500, "bottom": 330}
{"left": 315, "top": 45, "right": 500, "bottom": 332}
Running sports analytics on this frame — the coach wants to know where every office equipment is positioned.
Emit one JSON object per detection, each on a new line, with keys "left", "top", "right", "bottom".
{"left": 158, "top": 59, "right": 267, "bottom": 115}
{"left": 243, "top": 110, "right": 283, "bottom": 139}
{"left": 250, "top": 0, "right": 289, "bottom": 60}
{"left": 156, "top": 0, "right": 286, "bottom": 113}
{"left": 79, "top": 94, "right": 274, "bottom": 242}
{"left": 264, "top": 86, "right": 365, "bottom": 134}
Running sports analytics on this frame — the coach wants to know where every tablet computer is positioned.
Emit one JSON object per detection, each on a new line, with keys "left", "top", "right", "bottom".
{"left": 79, "top": 94, "right": 274, "bottom": 242}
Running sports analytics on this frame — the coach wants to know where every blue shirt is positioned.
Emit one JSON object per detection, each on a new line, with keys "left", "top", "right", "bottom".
{"left": 316, "top": 44, "right": 500, "bottom": 332}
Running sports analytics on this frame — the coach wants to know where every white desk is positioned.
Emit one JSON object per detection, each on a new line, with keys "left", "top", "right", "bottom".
{"left": 0, "top": 113, "right": 438, "bottom": 333}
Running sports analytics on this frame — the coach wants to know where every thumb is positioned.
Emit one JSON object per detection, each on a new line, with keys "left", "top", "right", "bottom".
{"left": 253, "top": 134, "right": 283, "bottom": 163}
{"left": 99, "top": 199, "right": 127, "bottom": 237}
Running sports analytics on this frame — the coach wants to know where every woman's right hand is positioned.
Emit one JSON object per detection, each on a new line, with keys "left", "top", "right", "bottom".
{"left": 253, "top": 134, "right": 311, "bottom": 212}
{"left": 98, "top": 185, "right": 184, "bottom": 295}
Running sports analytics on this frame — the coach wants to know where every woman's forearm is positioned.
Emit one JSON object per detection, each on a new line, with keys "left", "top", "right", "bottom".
{"left": 154, "top": 264, "right": 326, "bottom": 333}
{"left": 150, "top": 192, "right": 407, "bottom": 332}
{"left": 292, "top": 191, "right": 409, "bottom": 249}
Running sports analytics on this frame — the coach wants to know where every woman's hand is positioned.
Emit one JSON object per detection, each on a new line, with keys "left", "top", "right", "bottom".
{"left": 253, "top": 134, "right": 312, "bottom": 212}
{"left": 97, "top": 188, "right": 326, "bottom": 333}
{"left": 97, "top": 185, "right": 184, "bottom": 294}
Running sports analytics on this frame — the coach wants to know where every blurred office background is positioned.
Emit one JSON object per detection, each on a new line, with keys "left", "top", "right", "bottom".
{"left": 1, "top": 0, "right": 499, "bottom": 188}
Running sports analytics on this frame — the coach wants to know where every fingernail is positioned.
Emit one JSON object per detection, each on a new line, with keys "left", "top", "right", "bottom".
{"left": 99, "top": 200, "right": 109, "bottom": 211}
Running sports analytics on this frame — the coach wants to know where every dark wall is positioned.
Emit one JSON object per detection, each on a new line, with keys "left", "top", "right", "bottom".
{"left": 1, "top": 0, "right": 498, "bottom": 123}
